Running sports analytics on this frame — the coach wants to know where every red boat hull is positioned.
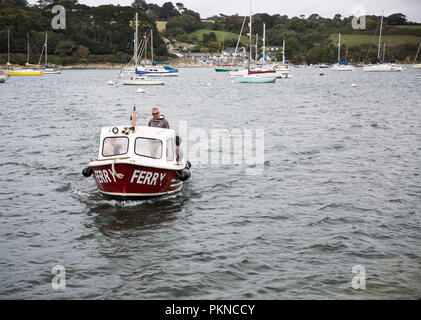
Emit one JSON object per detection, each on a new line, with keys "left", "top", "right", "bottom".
{"left": 248, "top": 70, "right": 275, "bottom": 75}
{"left": 91, "top": 163, "right": 182, "bottom": 199}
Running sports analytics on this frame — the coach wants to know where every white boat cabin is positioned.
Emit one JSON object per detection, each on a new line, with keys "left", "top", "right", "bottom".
{"left": 95, "top": 125, "right": 185, "bottom": 170}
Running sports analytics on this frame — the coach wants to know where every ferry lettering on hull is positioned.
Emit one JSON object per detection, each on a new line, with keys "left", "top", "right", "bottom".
{"left": 130, "top": 170, "right": 166, "bottom": 186}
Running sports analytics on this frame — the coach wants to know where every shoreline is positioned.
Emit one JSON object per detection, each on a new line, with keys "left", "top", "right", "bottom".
{"left": 0, "top": 61, "right": 208, "bottom": 70}
{"left": 1, "top": 61, "right": 417, "bottom": 70}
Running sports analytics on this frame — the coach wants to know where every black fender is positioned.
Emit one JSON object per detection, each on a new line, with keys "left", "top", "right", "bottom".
{"left": 82, "top": 166, "right": 93, "bottom": 177}
{"left": 178, "top": 168, "right": 191, "bottom": 181}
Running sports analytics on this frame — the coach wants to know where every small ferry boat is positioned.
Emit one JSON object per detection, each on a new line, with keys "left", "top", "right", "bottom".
{"left": 82, "top": 108, "right": 191, "bottom": 199}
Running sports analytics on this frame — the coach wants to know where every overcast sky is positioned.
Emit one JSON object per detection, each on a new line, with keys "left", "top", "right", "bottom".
{"left": 30, "top": 0, "right": 421, "bottom": 22}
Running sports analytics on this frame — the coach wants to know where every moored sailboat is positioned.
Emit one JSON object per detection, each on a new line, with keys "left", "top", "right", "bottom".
{"left": 363, "top": 13, "right": 402, "bottom": 72}
{"left": 135, "top": 30, "right": 178, "bottom": 77}
{"left": 119, "top": 13, "right": 165, "bottom": 85}
{"left": 41, "top": 33, "right": 61, "bottom": 74}
{"left": 330, "top": 33, "right": 354, "bottom": 71}
{"left": 234, "top": 0, "right": 276, "bottom": 83}
{"left": 6, "top": 31, "right": 43, "bottom": 76}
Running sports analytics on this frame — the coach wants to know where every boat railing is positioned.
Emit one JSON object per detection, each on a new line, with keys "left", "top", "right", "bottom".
{"left": 90, "top": 156, "right": 130, "bottom": 162}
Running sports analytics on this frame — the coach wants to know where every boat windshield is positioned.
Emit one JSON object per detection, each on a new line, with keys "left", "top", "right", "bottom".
{"left": 135, "top": 137, "right": 162, "bottom": 159}
{"left": 102, "top": 137, "right": 129, "bottom": 157}
{"left": 166, "top": 138, "right": 174, "bottom": 161}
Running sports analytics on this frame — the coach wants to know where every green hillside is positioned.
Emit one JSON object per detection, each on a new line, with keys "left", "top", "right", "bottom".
{"left": 328, "top": 33, "right": 421, "bottom": 47}
{"left": 395, "top": 25, "right": 421, "bottom": 29}
{"left": 189, "top": 29, "right": 249, "bottom": 45}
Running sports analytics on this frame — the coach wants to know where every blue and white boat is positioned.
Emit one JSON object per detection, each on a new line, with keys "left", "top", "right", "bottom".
{"left": 330, "top": 34, "right": 354, "bottom": 71}
{"left": 135, "top": 30, "right": 178, "bottom": 77}
{"left": 118, "top": 14, "right": 165, "bottom": 85}
{"left": 135, "top": 62, "right": 178, "bottom": 77}
{"left": 42, "top": 34, "right": 61, "bottom": 74}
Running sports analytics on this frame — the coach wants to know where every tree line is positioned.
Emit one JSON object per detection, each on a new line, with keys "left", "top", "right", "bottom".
{"left": 166, "top": 11, "right": 421, "bottom": 64}
{"left": 0, "top": 0, "right": 187, "bottom": 65}
{"left": 1, "top": 0, "right": 420, "bottom": 65}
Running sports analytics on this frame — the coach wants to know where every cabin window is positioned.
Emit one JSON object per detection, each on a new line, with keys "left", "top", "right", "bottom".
{"left": 102, "top": 137, "right": 129, "bottom": 157}
{"left": 135, "top": 137, "right": 162, "bottom": 159}
{"left": 166, "top": 138, "right": 174, "bottom": 161}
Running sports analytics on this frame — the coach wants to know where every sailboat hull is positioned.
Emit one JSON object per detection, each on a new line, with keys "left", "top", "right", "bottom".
{"left": 121, "top": 78, "right": 164, "bottom": 85}
{"left": 7, "top": 69, "right": 43, "bottom": 76}
{"left": 216, "top": 68, "right": 238, "bottom": 72}
{"left": 235, "top": 76, "right": 276, "bottom": 83}
{"left": 363, "top": 64, "right": 403, "bottom": 72}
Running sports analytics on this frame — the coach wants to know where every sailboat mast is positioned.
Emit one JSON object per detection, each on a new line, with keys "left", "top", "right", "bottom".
{"left": 414, "top": 42, "right": 421, "bottom": 64}
{"left": 262, "top": 23, "right": 266, "bottom": 61}
{"left": 45, "top": 33, "right": 48, "bottom": 66}
{"left": 338, "top": 33, "right": 341, "bottom": 62}
{"left": 144, "top": 32, "right": 147, "bottom": 63}
{"left": 282, "top": 39, "right": 285, "bottom": 64}
{"left": 382, "top": 42, "right": 386, "bottom": 61}
{"left": 248, "top": 0, "right": 252, "bottom": 67}
{"left": 7, "top": 28, "right": 10, "bottom": 65}
{"left": 151, "top": 29, "right": 153, "bottom": 63}
{"left": 255, "top": 33, "right": 258, "bottom": 61}
{"left": 27, "top": 32, "right": 29, "bottom": 64}
{"left": 377, "top": 12, "right": 383, "bottom": 59}
{"left": 134, "top": 13, "right": 138, "bottom": 68}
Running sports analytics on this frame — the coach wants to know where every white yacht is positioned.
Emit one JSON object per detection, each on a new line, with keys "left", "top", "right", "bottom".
{"left": 363, "top": 13, "right": 403, "bottom": 72}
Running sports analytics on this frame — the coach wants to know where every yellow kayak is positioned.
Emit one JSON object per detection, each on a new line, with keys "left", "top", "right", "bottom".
{"left": 7, "top": 69, "right": 43, "bottom": 76}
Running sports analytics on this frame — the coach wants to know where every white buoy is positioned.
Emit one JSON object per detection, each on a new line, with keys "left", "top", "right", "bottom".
{"left": 207, "top": 83, "right": 212, "bottom": 86}
{"left": 351, "top": 83, "right": 357, "bottom": 87}
{"left": 107, "top": 80, "right": 114, "bottom": 86}
{"left": 137, "top": 88, "right": 146, "bottom": 93}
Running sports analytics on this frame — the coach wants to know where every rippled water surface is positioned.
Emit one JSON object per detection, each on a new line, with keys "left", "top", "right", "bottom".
{"left": 0, "top": 67, "right": 420, "bottom": 299}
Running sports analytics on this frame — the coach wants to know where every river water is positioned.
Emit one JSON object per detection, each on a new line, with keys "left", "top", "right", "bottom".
{"left": 0, "top": 67, "right": 420, "bottom": 299}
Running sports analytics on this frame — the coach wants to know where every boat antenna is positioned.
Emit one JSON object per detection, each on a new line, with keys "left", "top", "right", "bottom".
{"left": 132, "top": 106, "right": 136, "bottom": 132}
